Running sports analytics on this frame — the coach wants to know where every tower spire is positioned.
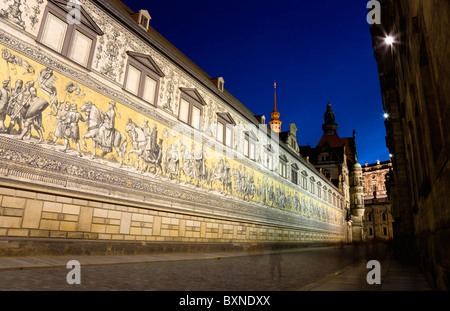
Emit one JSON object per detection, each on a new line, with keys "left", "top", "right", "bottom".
{"left": 274, "top": 82, "right": 277, "bottom": 112}
{"left": 322, "top": 102, "right": 338, "bottom": 135}
{"left": 269, "top": 81, "right": 281, "bottom": 133}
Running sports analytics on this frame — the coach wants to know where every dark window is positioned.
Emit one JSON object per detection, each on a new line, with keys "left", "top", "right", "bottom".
{"left": 291, "top": 170, "right": 298, "bottom": 185}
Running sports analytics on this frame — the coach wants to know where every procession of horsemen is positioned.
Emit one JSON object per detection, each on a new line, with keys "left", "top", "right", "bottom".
{"left": 0, "top": 55, "right": 340, "bottom": 223}
{"left": 0, "top": 75, "right": 334, "bottom": 218}
{"left": 0, "top": 67, "right": 260, "bottom": 201}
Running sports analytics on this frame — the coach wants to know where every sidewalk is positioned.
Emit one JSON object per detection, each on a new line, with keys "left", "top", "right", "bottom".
{"left": 297, "top": 257, "right": 432, "bottom": 291}
{"left": 0, "top": 246, "right": 433, "bottom": 291}
{"left": 0, "top": 246, "right": 325, "bottom": 271}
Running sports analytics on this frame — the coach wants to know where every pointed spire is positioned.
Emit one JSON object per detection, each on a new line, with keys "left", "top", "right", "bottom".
{"left": 269, "top": 81, "right": 281, "bottom": 133}
{"left": 273, "top": 82, "right": 277, "bottom": 112}
{"left": 322, "top": 102, "right": 338, "bottom": 135}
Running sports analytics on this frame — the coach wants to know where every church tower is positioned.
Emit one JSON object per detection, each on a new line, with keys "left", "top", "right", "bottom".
{"left": 322, "top": 102, "right": 338, "bottom": 135}
{"left": 350, "top": 162, "right": 366, "bottom": 242}
{"left": 269, "top": 82, "right": 281, "bottom": 133}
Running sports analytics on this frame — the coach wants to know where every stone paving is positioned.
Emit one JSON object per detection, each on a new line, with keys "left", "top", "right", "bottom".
{"left": 0, "top": 244, "right": 432, "bottom": 291}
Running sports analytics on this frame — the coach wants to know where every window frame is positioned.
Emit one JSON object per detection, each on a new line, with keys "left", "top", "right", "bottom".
{"left": 301, "top": 171, "right": 308, "bottom": 190}
{"left": 244, "top": 131, "right": 257, "bottom": 161}
{"left": 278, "top": 155, "right": 288, "bottom": 178}
{"left": 291, "top": 164, "right": 299, "bottom": 185}
{"left": 178, "top": 88, "right": 206, "bottom": 131}
{"left": 123, "top": 51, "right": 164, "bottom": 106}
{"left": 310, "top": 177, "right": 315, "bottom": 195}
{"left": 216, "top": 113, "right": 235, "bottom": 148}
{"left": 36, "top": 0, "right": 103, "bottom": 70}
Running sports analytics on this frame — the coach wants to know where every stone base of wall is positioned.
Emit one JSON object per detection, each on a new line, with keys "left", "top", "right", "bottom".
{"left": 0, "top": 237, "right": 340, "bottom": 257}
{"left": 0, "top": 183, "right": 345, "bottom": 256}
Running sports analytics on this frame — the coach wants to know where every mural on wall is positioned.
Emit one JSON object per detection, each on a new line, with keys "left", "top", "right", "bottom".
{"left": 0, "top": 45, "right": 343, "bottom": 226}
{"left": 0, "top": 0, "right": 344, "bottom": 227}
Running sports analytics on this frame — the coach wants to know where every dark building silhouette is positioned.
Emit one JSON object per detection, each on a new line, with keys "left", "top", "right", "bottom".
{"left": 370, "top": 0, "right": 450, "bottom": 290}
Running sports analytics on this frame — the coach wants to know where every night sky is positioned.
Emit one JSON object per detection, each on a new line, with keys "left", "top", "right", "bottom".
{"left": 121, "top": 0, "right": 390, "bottom": 165}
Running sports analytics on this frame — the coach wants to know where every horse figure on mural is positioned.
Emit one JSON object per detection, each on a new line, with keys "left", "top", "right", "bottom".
{"left": 178, "top": 144, "right": 196, "bottom": 184}
{"left": 125, "top": 119, "right": 163, "bottom": 175}
{"left": 125, "top": 119, "right": 147, "bottom": 171}
{"left": 210, "top": 157, "right": 232, "bottom": 195}
{"left": 80, "top": 101, "right": 127, "bottom": 165}
{"left": 232, "top": 166, "right": 256, "bottom": 201}
{"left": 178, "top": 144, "right": 210, "bottom": 187}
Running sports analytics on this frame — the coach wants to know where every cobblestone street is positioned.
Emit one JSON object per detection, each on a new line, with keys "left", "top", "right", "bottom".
{"left": 0, "top": 246, "right": 371, "bottom": 291}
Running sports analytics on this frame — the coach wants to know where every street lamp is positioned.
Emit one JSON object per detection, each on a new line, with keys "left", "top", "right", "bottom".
{"left": 385, "top": 35, "right": 394, "bottom": 46}
{"left": 383, "top": 112, "right": 389, "bottom": 119}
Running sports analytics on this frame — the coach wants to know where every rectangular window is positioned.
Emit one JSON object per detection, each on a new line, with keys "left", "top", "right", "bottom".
{"left": 123, "top": 52, "right": 163, "bottom": 105}
{"left": 143, "top": 76, "right": 157, "bottom": 104}
{"left": 267, "top": 154, "right": 273, "bottom": 170}
{"left": 37, "top": 3, "right": 102, "bottom": 70}
{"left": 68, "top": 30, "right": 92, "bottom": 67}
{"left": 192, "top": 106, "right": 201, "bottom": 130}
{"left": 41, "top": 13, "right": 68, "bottom": 52}
{"left": 279, "top": 162, "right": 287, "bottom": 178}
{"left": 291, "top": 170, "right": 298, "bottom": 185}
{"left": 249, "top": 141, "right": 255, "bottom": 160}
{"left": 216, "top": 123, "right": 224, "bottom": 143}
{"left": 125, "top": 65, "right": 141, "bottom": 95}
{"left": 179, "top": 99, "right": 190, "bottom": 124}
{"left": 225, "top": 126, "right": 232, "bottom": 147}
{"left": 244, "top": 139, "right": 249, "bottom": 157}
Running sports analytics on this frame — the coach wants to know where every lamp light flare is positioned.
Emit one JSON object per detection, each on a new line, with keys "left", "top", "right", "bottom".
{"left": 383, "top": 112, "right": 389, "bottom": 119}
{"left": 385, "top": 35, "right": 394, "bottom": 45}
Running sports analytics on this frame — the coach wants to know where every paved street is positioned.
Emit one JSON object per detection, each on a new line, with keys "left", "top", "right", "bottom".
{"left": 0, "top": 245, "right": 380, "bottom": 291}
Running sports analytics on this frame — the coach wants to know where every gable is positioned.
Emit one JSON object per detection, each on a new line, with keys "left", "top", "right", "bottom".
{"left": 126, "top": 51, "right": 165, "bottom": 77}
{"left": 217, "top": 112, "right": 235, "bottom": 125}
{"left": 49, "top": 0, "right": 104, "bottom": 35}
{"left": 180, "top": 88, "right": 207, "bottom": 105}
{"left": 245, "top": 130, "right": 258, "bottom": 142}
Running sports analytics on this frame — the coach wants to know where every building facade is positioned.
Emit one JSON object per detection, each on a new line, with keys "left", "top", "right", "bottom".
{"left": 362, "top": 160, "right": 394, "bottom": 241}
{"left": 370, "top": 0, "right": 450, "bottom": 290}
{"left": 0, "top": 0, "right": 349, "bottom": 255}
{"left": 300, "top": 103, "right": 363, "bottom": 242}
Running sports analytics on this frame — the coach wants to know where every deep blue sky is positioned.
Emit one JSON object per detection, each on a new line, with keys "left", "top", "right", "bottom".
{"left": 121, "top": 0, "right": 389, "bottom": 165}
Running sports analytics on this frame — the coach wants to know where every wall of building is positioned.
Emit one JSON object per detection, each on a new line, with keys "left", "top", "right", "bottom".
{"left": 371, "top": 0, "right": 450, "bottom": 290}
{"left": 362, "top": 161, "right": 394, "bottom": 241}
{"left": 0, "top": 0, "right": 347, "bottom": 255}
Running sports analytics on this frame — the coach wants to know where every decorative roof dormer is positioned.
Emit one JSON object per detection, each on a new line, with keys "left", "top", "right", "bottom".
{"left": 132, "top": 9, "right": 151, "bottom": 31}
{"left": 212, "top": 77, "right": 225, "bottom": 92}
